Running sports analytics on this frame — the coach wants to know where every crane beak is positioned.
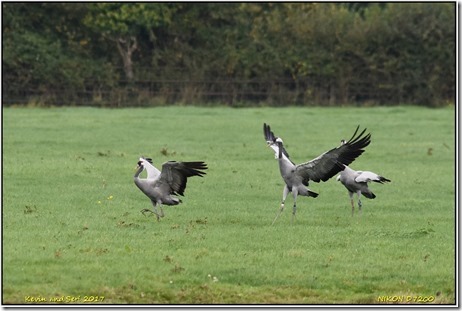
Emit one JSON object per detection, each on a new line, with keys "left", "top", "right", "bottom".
{"left": 135, "top": 160, "right": 143, "bottom": 170}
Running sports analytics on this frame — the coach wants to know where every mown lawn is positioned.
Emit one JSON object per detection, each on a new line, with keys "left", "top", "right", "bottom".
{"left": 2, "top": 106, "right": 456, "bottom": 305}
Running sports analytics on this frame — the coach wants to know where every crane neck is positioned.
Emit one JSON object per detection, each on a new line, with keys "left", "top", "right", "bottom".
{"left": 134, "top": 166, "right": 144, "bottom": 179}
{"left": 277, "top": 142, "right": 283, "bottom": 159}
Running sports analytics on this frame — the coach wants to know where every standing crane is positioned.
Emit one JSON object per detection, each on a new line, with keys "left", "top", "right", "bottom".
{"left": 263, "top": 123, "right": 371, "bottom": 224}
{"left": 134, "top": 157, "right": 207, "bottom": 220}
{"left": 336, "top": 164, "right": 390, "bottom": 215}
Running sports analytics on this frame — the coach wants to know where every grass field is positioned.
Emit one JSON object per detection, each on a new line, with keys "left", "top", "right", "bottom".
{"left": 2, "top": 106, "right": 456, "bottom": 305}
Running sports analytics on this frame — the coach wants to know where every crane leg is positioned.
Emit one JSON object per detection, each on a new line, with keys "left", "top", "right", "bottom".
{"left": 141, "top": 202, "right": 164, "bottom": 221}
{"left": 291, "top": 189, "right": 298, "bottom": 224}
{"left": 272, "top": 185, "right": 289, "bottom": 225}
{"left": 152, "top": 203, "right": 165, "bottom": 221}
{"left": 349, "top": 192, "right": 355, "bottom": 216}
{"left": 357, "top": 191, "right": 363, "bottom": 215}
{"left": 141, "top": 208, "right": 156, "bottom": 218}
{"left": 141, "top": 209, "right": 162, "bottom": 221}
{"left": 291, "top": 204, "right": 297, "bottom": 224}
{"left": 158, "top": 206, "right": 165, "bottom": 219}
{"left": 271, "top": 202, "right": 285, "bottom": 225}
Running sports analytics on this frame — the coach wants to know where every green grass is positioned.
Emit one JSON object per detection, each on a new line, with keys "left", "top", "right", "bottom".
{"left": 2, "top": 106, "right": 455, "bottom": 305}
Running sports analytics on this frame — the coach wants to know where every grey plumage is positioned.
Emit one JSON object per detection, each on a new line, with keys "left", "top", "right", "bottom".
{"left": 336, "top": 164, "right": 390, "bottom": 215}
{"left": 263, "top": 123, "right": 371, "bottom": 224}
{"left": 134, "top": 157, "right": 207, "bottom": 220}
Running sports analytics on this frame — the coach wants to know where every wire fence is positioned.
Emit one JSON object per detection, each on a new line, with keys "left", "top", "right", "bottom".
{"left": 2, "top": 77, "right": 452, "bottom": 107}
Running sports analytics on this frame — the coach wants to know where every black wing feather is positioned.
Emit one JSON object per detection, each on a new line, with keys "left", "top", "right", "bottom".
{"left": 295, "top": 125, "right": 371, "bottom": 183}
{"left": 159, "top": 161, "right": 207, "bottom": 196}
{"left": 263, "top": 123, "right": 291, "bottom": 159}
{"left": 263, "top": 123, "right": 276, "bottom": 142}
{"left": 141, "top": 156, "right": 153, "bottom": 164}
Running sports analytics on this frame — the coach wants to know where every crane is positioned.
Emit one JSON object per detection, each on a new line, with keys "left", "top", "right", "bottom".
{"left": 263, "top": 123, "right": 371, "bottom": 224}
{"left": 134, "top": 157, "right": 207, "bottom": 220}
{"left": 337, "top": 164, "right": 390, "bottom": 215}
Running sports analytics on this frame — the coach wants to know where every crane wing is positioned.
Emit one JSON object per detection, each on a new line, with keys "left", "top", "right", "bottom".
{"left": 156, "top": 161, "right": 207, "bottom": 196}
{"left": 356, "top": 171, "right": 391, "bottom": 184}
{"left": 355, "top": 171, "right": 379, "bottom": 183}
{"left": 263, "top": 123, "right": 291, "bottom": 159}
{"left": 295, "top": 126, "right": 371, "bottom": 183}
{"left": 263, "top": 122, "right": 277, "bottom": 143}
{"left": 140, "top": 157, "right": 161, "bottom": 180}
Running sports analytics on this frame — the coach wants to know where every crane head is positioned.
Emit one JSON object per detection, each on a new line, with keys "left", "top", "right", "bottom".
{"left": 266, "top": 137, "right": 283, "bottom": 147}
{"left": 136, "top": 157, "right": 153, "bottom": 170}
{"left": 266, "top": 137, "right": 284, "bottom": 159}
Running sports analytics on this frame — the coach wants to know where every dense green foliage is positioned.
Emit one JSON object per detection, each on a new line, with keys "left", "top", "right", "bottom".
{"left": 2, "top": 3, "right": 455, "bottom": 107}
{"left": 2, "top": 106, "right": 455, "bottom": 304}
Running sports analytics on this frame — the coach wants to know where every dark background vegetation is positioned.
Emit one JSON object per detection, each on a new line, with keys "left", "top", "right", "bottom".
{"left": 2, "top": 3, "right": 455, "bottom": 107}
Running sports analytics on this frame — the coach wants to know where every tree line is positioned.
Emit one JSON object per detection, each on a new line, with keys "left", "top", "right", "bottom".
{"left": 3, "top": 3, "right": 455, "bottom": 107}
